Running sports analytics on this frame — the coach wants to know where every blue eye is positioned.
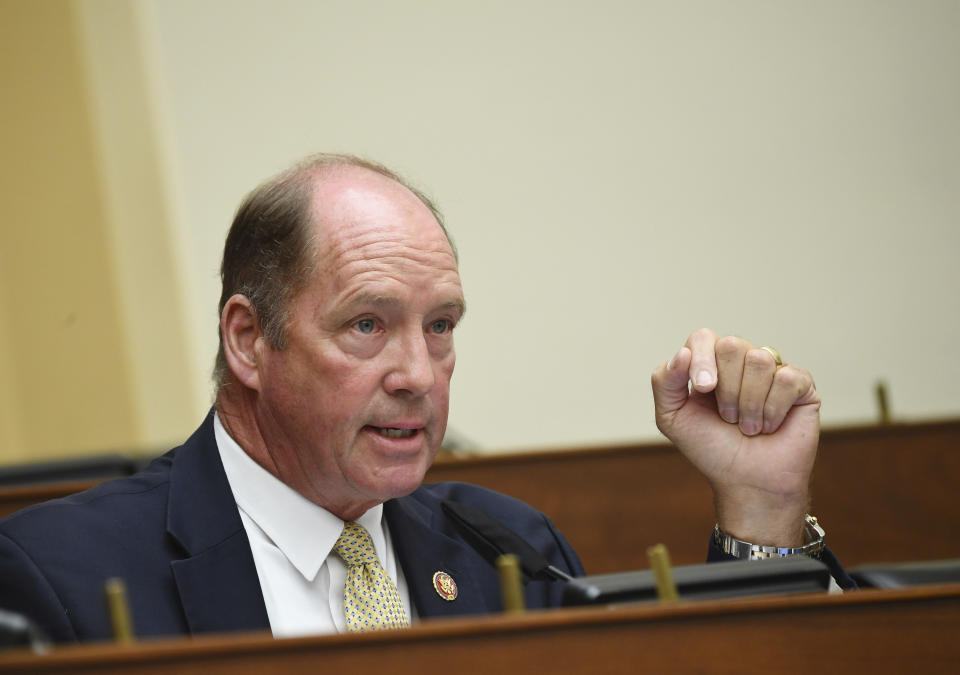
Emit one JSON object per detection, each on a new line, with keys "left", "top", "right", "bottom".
{"left": 355, "top": 318, "right": 376, "bottom": 334}
{"left": 430, "top": 319, "right": 451, "bottom": 334}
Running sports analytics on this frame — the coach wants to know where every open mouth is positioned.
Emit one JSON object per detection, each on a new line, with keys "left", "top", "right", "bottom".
{"left": 370, "top": 427, "right": 419, "bottom": 439}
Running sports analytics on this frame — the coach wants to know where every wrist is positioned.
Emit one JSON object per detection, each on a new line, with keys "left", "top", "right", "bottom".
{"left": 714, "top": 489, "right": 810, "bottom": 547}
{"left": 714, "top": 514, "right": 826, "bottom": 560}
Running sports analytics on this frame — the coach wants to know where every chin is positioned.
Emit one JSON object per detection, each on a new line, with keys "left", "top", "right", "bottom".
{"left": 370, "top": 466, "right": 430, "bottom": 502}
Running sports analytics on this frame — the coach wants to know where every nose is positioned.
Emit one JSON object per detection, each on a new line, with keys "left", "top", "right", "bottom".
{"left": 383, "top": 329, "right": 436, "bottom": 397}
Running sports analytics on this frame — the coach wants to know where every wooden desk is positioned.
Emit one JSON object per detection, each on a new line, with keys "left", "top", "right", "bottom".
{"left": 1, "top": 584, "right": 958, "bottom": 673}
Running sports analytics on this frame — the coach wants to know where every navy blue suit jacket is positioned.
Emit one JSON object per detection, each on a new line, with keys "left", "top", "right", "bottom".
{"left": 0, "top": 413, "right": 584, "bottom": 642}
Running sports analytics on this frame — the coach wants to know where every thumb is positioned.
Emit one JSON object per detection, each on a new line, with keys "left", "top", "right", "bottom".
{"left": 652, "top": 347, "right": 693, "bottom": 419}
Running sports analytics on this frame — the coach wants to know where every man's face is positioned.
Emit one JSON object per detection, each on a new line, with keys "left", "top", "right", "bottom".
{"left": 252, "top": 168, "right": 465, "bottom": 519}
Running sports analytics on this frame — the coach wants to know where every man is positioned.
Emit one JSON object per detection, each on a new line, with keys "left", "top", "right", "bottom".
{"left": 0, "top": 154, "right": 848, "bottom": 643}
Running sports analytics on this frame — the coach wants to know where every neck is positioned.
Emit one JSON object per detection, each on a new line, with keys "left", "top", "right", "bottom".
{"left": 214, "top": 386, "right": 381, "bottom": 522}
{"left": 216, "top": 386, "right": 280, "bottom": 478}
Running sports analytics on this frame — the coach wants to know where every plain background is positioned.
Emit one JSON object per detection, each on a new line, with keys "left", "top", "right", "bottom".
{"left": 2, "top": 0, "right": 958, "bottom": 461}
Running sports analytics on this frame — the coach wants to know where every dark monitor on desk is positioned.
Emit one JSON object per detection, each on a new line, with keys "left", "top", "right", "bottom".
{"left": 563, "top": 556, "right": 832, "bottom": 606}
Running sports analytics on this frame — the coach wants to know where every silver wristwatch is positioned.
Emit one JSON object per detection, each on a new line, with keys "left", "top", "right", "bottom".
{"left": 713, "top": 515, "right": 825, "bottom": 560}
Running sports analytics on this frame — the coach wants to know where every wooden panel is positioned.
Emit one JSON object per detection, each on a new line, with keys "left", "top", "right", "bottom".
{"left": 429, "top": 443, "right": 714, "bottom": 571}
{"left": 0, "top": 481, "right": 96, "bottom": 520}
{"left": 425, "top": 420, "right": 960, "bottom": 571}
{"left": 809, "top": 421, "right": 960, "bottom": 566}
{"left": 1, "top": 420, "right": 957, "bottom": 571}
{"left": 1, "top": 584, "right": 958, "bottom": 673}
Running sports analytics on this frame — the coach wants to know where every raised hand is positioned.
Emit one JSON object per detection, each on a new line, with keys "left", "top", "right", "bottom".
{"left": 651, "top": 329, "right": 820, "bottom": 546}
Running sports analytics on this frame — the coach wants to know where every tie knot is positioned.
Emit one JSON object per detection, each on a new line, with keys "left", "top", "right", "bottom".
{"left": 333, "top": 522, "right": 378, "bottom": 567}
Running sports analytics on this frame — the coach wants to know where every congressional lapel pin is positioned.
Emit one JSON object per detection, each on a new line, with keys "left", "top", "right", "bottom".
{"left": 432, "top": 570, "right": 458, "bottom": 601}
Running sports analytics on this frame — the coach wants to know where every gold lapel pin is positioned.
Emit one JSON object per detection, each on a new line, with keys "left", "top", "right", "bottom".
{"left": 432, "top": 570, "right": 458, "bottom": 601}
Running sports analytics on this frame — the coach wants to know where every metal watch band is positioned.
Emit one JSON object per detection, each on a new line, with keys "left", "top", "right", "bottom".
{"left": 713, "top": 514, "right": 825, "bottom": 560}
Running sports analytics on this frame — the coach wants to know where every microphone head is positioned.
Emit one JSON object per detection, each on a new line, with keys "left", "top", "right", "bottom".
{"left": 441, "top": 499, "right": 567, "bottom": 582}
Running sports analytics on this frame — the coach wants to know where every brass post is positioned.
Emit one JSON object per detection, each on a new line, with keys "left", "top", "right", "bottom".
{"left": 647, "top": 543, "right": 679, "bottom": 604}
{"left": 104, "top": 577, "right": 135, "bottom": 643}
{"left": 875, "top": 380, "right": 891, "bottom": 424}
{"left": 497, "top": 554, "right": 526, "bottom": 613}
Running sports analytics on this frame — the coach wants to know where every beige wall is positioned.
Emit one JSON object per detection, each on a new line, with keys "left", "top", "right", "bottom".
{"left": 2, "top": 1, "right": 958, "bottom": 463}
{"left": 0, "top": 0, "right": 139, "bottom": 462}
{"left": 144, "top": 0, "right": 960, "bottom": 452}
{"left": 75, "top": 0, "right": 199, "bottom": 448}
{"left": 0, "top": 0, "right": 198, "bottom": 464}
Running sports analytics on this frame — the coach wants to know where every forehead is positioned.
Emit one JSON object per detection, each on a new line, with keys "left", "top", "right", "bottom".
{"left": 305, "top": 167, "right": 462, "bottom": 298}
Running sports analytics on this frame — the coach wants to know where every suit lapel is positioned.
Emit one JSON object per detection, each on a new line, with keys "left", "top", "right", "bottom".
{"left": 163, "top": 415, "right": 504, "bottom": 632}
{"left": 386, "top": 494, "right": 502, "bottom": 619}
{"left": 166, "top": 412, "right": 270, "bottom": 634}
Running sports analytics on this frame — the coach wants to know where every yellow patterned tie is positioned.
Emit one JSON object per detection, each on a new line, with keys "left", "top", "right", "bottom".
{"left": 333, "top": 522, "right": 410, "bottom": 632}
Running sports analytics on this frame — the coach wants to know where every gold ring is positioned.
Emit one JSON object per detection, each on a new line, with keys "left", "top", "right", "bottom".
{"left": 759, "top": 346, "right": 783, "bottom": 368}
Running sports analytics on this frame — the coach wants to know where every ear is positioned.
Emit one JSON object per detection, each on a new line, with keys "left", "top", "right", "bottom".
{"left": 221, "top": 294, "right": 263, "bottom": 391}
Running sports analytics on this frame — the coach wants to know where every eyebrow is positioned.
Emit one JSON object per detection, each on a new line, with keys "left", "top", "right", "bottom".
{"left": 439, "top": 299, "right": 467, "bottom": 321}
{"left": 339, "top": 292, "right": 467, "bottom": 318}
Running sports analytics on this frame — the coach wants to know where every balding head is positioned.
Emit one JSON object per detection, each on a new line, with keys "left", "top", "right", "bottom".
{"left": 214, "top": 153, "right": 454, "bottom": 390}
{"left": 214, "top": 155, "right": 463, "bottom": 517}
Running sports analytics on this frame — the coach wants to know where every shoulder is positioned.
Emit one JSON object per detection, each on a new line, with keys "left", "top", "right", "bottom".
{"left": 400, "top": 481, "right": 584, "bottom": 576}
{"left": 397, "top": 481, "right": 587, "bottom": 581}
{"left": 0, "top": 452, "right": 181, "bottom": 643}
{"left": 406, "top": 481, "right": 548, "bottom": 524}
{"left": 0, "top": 411, "right": 218, "bottom": 540}
{"left": 0, "top": 452, "right": 175, "bottom": 551}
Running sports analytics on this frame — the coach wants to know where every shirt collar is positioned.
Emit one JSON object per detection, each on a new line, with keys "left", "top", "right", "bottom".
{"left": 213, "top": 411, "right": 386, "bottom": 582}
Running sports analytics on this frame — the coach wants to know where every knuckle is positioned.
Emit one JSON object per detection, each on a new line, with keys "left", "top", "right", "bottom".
{"left": 715, "top": 335, "right": 743, "bottom": 359}
{"left": 688, "top": 327, "right": 717, "bottom": 344}
{"left": 775, "top": 366, "right": 799, "bottom": 385}
{"left": 740, "top": 399, "right": 763, "bottom": 418}
{"left": 775, "top": 366, "right": 809, "bottom": 395}
{"left": 714, "top": 389, "right": 737, "bottom": 409}
{"left": 744, "top": 348, "right": 775, "bottom": 371}
{"left": 714, "top": 377, "right": 737, "bottom": 395}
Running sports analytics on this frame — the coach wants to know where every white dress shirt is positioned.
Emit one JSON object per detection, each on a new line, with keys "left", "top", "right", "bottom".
{"left": 214, "top": 412, "right": 412, "bottom": 637}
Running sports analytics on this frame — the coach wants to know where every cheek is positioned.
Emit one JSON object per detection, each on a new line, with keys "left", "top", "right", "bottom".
{"left": 263, "top": 350, "right": 359, "bottom": 422}
{"left": 430, "top": 361, "right": 455, "bottom": 420}
{"left": 437, "top": 347, "right": 456, "bottom": 380}
{"left": 321, "top": 360, "right": 388, "bottom": 418}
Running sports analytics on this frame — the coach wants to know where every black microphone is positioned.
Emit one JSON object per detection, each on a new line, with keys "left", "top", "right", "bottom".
{"left": 441, "top": 500, "right": 573, "bottom": 583}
